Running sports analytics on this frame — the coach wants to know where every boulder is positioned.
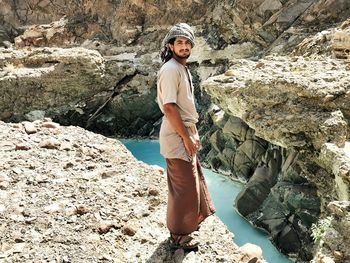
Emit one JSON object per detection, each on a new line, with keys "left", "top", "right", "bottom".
{"left": 14, "top": 17, "right": 76, "bottom": 48}
{"left": 236, "top": 165, "right": 278, "bottom": 216}
{"left": 204, "top": 56, "right": 350, "bottom": 150}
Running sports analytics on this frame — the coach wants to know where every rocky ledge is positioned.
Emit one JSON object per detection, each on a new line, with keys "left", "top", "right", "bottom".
{"left": 201, "top": 55, "right": 350, "bottom": 261}
{"left": 204, "top": 56, "right": 349, "bottom": 151}
{"left": 0, "top": 120, "right": 265, "bottom": 263}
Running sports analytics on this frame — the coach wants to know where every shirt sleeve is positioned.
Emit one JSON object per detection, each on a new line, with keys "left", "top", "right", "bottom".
{"left": 158, "top": 66, "right": 179, "bottom": 105}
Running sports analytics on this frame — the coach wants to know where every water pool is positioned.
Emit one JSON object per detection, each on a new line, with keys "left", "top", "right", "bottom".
{"left": 121, "top": 139, "right": 294, "bottom": 263}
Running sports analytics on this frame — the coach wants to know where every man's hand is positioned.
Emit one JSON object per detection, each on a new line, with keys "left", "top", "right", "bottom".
{"left": 183, "top": 136, "right": 198, "bottom": 158}
{"left": 163, "top": 103, "right": 199, "bottom": 159}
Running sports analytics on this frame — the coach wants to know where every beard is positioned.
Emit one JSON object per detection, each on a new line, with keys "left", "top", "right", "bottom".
{"left": 173, "top": 49, "right": 190, "bottom": 59}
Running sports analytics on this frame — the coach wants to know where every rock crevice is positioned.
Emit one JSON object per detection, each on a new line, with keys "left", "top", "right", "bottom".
{"left": 202, "top": 55, "right": 350, "bottom": 261}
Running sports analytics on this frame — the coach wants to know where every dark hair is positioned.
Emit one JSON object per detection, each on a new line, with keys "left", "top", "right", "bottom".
{"left": 160, "top": 38, "right": 175, "bottom": 63}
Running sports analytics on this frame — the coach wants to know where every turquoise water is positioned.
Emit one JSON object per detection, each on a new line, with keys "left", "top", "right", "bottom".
{"left": 121, "top": 139, "right": 294, "bottom": 263}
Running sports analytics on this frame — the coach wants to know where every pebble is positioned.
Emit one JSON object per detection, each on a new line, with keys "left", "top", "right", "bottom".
{"left": 12, "top": 243, "right": 26, "bottom": 253}
{"left": 122, "top": 224, "right": 137, "bottom": 236}
{"left": 148, "top": 188, "right": 160, "bottom": 196}
{"left": 239, "top": 243, "right": 263, "bottom": 262}
{"left": 60, "top": 141, "right": 72, "bottom": 151}
{"left": 97, "top": 222, "right": 114, "bottom": 234}
{"left": 0, "top": 181, "right": 10, "bottom": 189}
{"left": 320, "top": 256, "right": 335, "bottom": 263}
{"left": 285, "top": 114, "right": 294, "bottom": 120}
{"left": 75, "top": 204, "right": 90, "bottom": 215}
{"left": 42, "top": 122, "right": 60, "bottom": 129}
{"left": 43, "top": 117, "right": 53, "bottom": 122}
{"left": 63, "top": 162, "right": 74, "bottom": 169}
{"left": 44, "top": 203, "right": 63, "bottom": 213}
{"left": 255, "top": 62, "right": 265, "bottom": 69}
{"left": 100, "top": 254, "right": 113, "bottom": 260}
{"left": 332, "top": 250, "right": 343, "bottom": 260}
{"left": 23, "top": 122, "right": 37, "bottom": 134}
{"left": 225, "top": 69, "right": 235, "bottom": 76}
{"left": 39, "top": 138, "right": 61, "bottom": 149}
{"left": 15, "top": 143, "right": 31, "bottom": 150}
{"left": 11, "top": 123, "right": 22, "bottom": 129}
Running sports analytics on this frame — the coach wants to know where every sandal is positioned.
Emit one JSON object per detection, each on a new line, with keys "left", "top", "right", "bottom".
{"left": 169, "top": 235, "right": 199, "bottom": 250}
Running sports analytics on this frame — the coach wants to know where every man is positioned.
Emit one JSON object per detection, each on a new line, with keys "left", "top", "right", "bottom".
{"left": 157, "top": 23, "right": 216, "bottom": 250}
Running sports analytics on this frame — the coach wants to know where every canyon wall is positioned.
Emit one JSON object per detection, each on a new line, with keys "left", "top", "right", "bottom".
{"left": 1, "top": 0, "right": 350, "bottom": 262}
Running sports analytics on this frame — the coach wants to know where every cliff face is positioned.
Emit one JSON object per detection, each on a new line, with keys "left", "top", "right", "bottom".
{"left": 199, "top": 18, "right": 350, "bottom": 262}
{"left": 1, "top": 0, "right": 349, "bottom": 51}
{"left": 0, "top": 44, "right": 162, "bottom": 137}
{"left": 202, "top": 54, "right": 350, "bottom": 260}
{"left": 1, "top": 0, "right": 350, "bottom": 262}
{"left": 1, "top": 0, "right": 349, "bottom": 138}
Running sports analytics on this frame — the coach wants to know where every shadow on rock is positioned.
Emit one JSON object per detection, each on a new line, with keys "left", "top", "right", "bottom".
{"left": 146, "top": 238, "right": 190, "bottom": 263}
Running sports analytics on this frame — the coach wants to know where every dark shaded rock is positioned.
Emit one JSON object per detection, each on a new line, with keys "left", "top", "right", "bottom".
{"left": 0, "top": 25, "right": 11, "bottom": 46}
{"left": 223, "top": 116, "right": 253, "bottom": 142}
{"left": 15, "top": 143, "right": 31, "bottom": 151}
{"left": 277, "top": 225, "right": 301, "bottom": 253}
{"left": 236, "top": 165, "right": 278, "bottom": 216}
{"left": 233, "top": 139, "right": 268, "bottom": 180}
{"left": 122, "top": 224, "right": 137, "bottom": 236}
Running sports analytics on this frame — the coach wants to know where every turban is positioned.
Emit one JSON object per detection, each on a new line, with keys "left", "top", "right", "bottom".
{"left": 161, "top": 23, "right": 195, "bottom": 47}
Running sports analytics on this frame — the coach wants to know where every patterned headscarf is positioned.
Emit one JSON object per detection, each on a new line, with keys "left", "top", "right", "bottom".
{"left": 160, "top": 23, "right": 195, "bottom": 63}
{"left": 161, "top": 23, "right": 195, "bottom": 47}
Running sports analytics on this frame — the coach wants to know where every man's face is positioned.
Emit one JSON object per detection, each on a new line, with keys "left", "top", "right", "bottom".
{"left": 169, "top": 36, "right": 192, "bottom": 59}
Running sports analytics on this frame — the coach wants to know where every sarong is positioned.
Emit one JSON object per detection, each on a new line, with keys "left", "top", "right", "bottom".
{"left": 166, "top": 156, "right": 216, "bottom": 235}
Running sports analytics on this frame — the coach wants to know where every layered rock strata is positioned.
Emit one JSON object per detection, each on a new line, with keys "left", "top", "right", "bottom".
{"left": 1, "top": 0, "right": 350, "bottom": 262}
{"left": 2, "top": 1, "right": 349, "bottom": 139}
{"left": 0, "top": 46, "right": 164, "bottom": 137}
{"left": 1, "top": 0, "right": 349, "bottom": 53}
{"left": 292, "top": 18, "right": 350, "bottom": 59}
{"left": 0, "top": 120, "right": 266, "bottom": 263}
{"left": 202, "top": 56, "right": 350, "bottom": 261}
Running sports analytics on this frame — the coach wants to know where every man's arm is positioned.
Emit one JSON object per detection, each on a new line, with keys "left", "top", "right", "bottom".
{"left": 163, "top": 103, "right": 198, "bottom": 158}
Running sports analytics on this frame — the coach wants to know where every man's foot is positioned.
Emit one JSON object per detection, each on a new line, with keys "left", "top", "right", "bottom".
{"left": 169, "top": 235, "right": 199, "bottom": 250}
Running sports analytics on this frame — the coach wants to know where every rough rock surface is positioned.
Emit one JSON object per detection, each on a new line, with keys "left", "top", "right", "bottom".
{"left": 199, "top": 107, "right": 322, "bottom": 260}
{"left": 1, "top": 0, "right": 350, "bottom": 262}
{"left": 324, "top": 202, "right": 350, "bottom": 261}
{"left": 2, "top": 1, "right": 349, "bottom": 140}
{"left": 14, "top": 17, "right": 77, "bottom": 48}
{"left": 0, "top": 46, "right": 164, "bottom": 137}
{"left": 204, "top": 56, "right": 349, "bottom": 150}
{"left": 202, "top": 55, "right": 350, "bottom": 261}
{"left": 292, "top": 18, "right": 350, "bottom": 59}
{"left": 0, "top": 120, "right": 264, "bottom": 263}
{"left": 1, "top": 0, "right": 349, "bottom": 53}
{"left": 0, "top": 47, "right": 111, "bottom": 121}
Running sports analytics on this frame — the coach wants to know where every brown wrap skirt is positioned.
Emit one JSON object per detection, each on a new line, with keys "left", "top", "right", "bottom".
{"left": 166, "top": 156, "right": 216, "bottom": 236}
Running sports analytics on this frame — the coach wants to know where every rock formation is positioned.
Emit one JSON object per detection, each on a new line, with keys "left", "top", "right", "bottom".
{"left": 0, "top": 44, "right": 163, "bottom": 137}
{"left": 1, "top": 0, "right": 350, "bottom": 262}
{"left": 1, "top": 0, "right": 349, "bottom": 51}
{"left": 2, "top": 0, "right": 348, "bottom": 138}
{"left": 0, "top": 120, "right": 267, "bottom": 263}
{"left": 202, "top": 53, "right": 350, "bottom": 260}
